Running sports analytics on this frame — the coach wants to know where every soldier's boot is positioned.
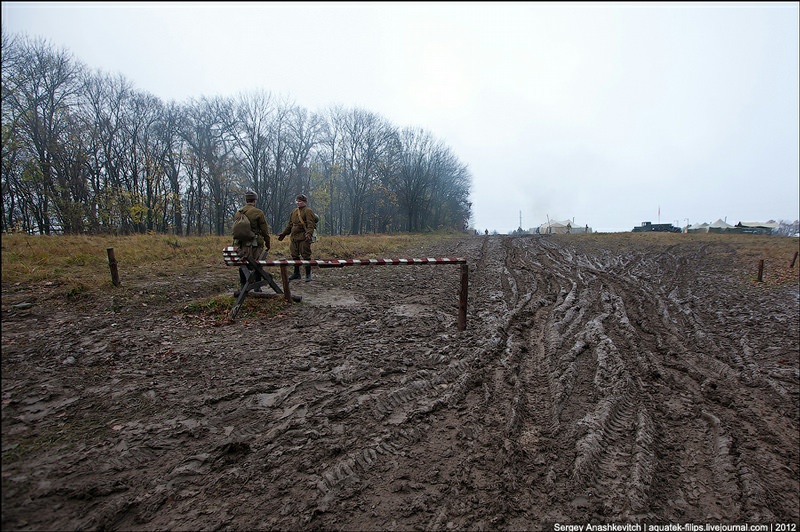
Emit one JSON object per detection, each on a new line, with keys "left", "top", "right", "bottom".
{"left": 250, "top": 266, "right": 263, "bottom": 292}
{"left": 288, "top": 265, "right": 301, "bottom": 281}
{"left": 304, "top": 265, "right": 312, "bottom": 282}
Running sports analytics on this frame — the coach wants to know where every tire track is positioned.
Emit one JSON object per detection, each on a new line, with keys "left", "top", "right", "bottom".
{"left": 4, "top": 234, "right": 796, "bottom": 531}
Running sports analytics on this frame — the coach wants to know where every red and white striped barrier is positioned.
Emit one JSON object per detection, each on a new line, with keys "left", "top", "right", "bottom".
{"left": 223, "top": 247, "right": 466, "bottom": 267}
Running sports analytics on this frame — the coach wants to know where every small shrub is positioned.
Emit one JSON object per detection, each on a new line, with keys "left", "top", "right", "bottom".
{"left": 182, "top": 294, "right": 234, "bottom": 315}
{"left": 64, "top": 282, "right": 89, "bottom": 300}
{"left": 181, "top": 293, "right": 290, "bottom": 322}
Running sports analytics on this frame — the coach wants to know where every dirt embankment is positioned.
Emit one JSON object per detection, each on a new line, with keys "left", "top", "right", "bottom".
{"left": 2, "top": 234, "right": 799, "bottom": 531}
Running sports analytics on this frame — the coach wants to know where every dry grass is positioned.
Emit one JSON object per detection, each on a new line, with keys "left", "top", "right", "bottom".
{"left": 0, "top": 232, "right": 455, "bottom": 289}
{"left": 3, "top": 231, "right": 798, "bottom": 292}
{"left": 677, "top": 233, "right": 799, "bottom": 285}
{"left": 564, "top": 231, "right": 800, "bottom": 286}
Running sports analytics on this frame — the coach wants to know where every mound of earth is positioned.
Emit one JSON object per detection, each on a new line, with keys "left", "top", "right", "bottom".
{"left": 2, "top": 234, "right": 798, "bottom": 531}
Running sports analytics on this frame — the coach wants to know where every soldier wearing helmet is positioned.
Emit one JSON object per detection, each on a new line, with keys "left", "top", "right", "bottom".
{"left": 233, "top": 190, "right": 271, "bottom": 289}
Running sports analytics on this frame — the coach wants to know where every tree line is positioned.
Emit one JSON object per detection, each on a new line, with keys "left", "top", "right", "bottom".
{"left": 1, "top": 32, "right": 473, "bottom": 236}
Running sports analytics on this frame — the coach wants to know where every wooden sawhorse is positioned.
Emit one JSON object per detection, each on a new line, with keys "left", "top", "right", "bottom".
{"left": 222, "top": 247, "right": 301, "bottom": 319}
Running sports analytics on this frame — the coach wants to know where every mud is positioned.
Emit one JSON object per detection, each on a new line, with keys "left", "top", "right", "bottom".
{"left": 2, "top": 234, "right": 799, "bottom": 531}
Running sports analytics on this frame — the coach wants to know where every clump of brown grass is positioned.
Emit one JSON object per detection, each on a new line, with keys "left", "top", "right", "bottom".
{"left": 180, "top": 293, "right": 290, "bottom": 324}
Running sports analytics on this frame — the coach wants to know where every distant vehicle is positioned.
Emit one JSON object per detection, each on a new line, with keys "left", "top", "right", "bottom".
{"left": 631, "top": 221, "right": 681, "bottom": 233}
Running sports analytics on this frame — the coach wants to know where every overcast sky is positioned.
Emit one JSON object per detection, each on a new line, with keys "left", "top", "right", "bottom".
{"left": 3, "top": 1, "right": 798, "bottom": 233}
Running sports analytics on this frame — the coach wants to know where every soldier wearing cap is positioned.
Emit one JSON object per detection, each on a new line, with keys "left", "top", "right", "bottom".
{"left": 234, "top": 190, "right": 271, "bottom": 288}
{"left": 277, "top": 194, "right": 317, "bottom": 282}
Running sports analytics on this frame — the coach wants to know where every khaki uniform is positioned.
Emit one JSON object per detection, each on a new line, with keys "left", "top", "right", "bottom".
{"left": 281, "top": 206, "right": 316, "bottom": 260}
{"left": 234, "top": 203, "right": 271, "bottom": 260}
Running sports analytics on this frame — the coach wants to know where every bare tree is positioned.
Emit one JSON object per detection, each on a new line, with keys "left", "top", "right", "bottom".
{"left": 48, "top": 111, "right": 92, "bottom": 233}
{"left": 130, "top": 91, "right": 172, "bottom": 233}
{"left": 2, "top": 34, "right": 85, "bottom": 233}
{"left": 315, "top": 105, "right": 347, "bottom": 235}
{"left": 337, "top": 108, "right": 397, "bottom": 234}
{"left": 1, "top": 30, "right": 474, "bottom": 236}
{"left": 157, "top": 101, "right": 187, "bottom": 235}
{"left": 232, "top": 89, "right": 275, "bottom": 224}
{"left": 81, "top": 70, "right": 136, "bottom": 232}
{"left": 2, "top": 31, "right": 26, "bottom": 232}
{"left": 393, "top": 127, "right": 437, "bottom": 232}
{"left": 427, "top": 145, "right": 471, "bottom": 231}
{"left": 262, "top": 98, "right": 306, "bottom": 230}
{"left": 281, "top": 105, "right": 324, "bottom": 225}
{"left": 180, "top": 96, "right": 238, "bottom": 236}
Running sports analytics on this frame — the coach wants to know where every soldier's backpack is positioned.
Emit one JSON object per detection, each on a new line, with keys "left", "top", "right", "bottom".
{"left": 232, "top": 209, "right": 256, "bottom": 242}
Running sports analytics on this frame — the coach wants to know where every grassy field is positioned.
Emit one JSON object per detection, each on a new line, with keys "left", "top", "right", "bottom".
{"left": 0, "top": 232, "right": 457, "bottom": 288}
{"left": 2, "top": 231, "right": 798, "bottom": 291}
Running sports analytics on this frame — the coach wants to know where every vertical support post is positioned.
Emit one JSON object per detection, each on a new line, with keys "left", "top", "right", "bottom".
{"left": 458, "top": 263, "right": 468, "bottom": 331}
{"left": 791, "top": 251, "right": 798, "bottom": 268}
{"left": 757, "top": 259, "right": 764, "bottom": 282}
{"left": 107, "top": 247, "right": 120, "bottom": 287}
{"left": 280, "top": 264, "right": 292, "bottom": 302}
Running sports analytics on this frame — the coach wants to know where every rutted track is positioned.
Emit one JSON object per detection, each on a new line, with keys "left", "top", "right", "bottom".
{"left": 2, "top": 234, "right": 798, "bottom": 530}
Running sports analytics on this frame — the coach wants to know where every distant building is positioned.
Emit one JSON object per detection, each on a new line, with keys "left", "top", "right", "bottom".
{"left": 687, "top": 220, "right": 779, "bottom": 235}
{"left": 537, "top": 219, "right": 593, "bottom": 234}
{"left": 708, "top": 218, "right": 734, "bottom": 233}
{"left": 729, "top": 222, "right": 779, "bottom": 235}
{"left": 631, "top": 221, "right": 681, "bottom": 233}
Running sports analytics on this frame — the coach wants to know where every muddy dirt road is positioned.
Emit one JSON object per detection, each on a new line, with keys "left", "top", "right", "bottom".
{"left": 2, "top": 234, "right": 799, "bottom": 531}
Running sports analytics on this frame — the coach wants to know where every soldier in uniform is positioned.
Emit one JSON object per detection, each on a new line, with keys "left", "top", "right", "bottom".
{"left": 234, "top": 190, "right": 271, "bottom": 289}
{"left": 277, "top": 194, "right": 317, "bottom": 282}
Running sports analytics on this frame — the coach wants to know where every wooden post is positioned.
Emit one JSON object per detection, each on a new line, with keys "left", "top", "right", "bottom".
{"left": 757, "top": 259, "right": 764, "bottom": 282}
{"left": 107, "top": 247, "right": 120, "bottom": 287}
{"left": 458, "top": 263, "right": 468, "bottom": 331}
{"left": 791, "top": 251, "right": 798, "bottom": 268}
{"left": 280, "top": 264, "right": 292, "bottom": 302}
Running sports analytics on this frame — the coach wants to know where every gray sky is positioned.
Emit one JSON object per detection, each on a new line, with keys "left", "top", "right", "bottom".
{"left": 3, "top": 1, "right": 798, "bottom": 233}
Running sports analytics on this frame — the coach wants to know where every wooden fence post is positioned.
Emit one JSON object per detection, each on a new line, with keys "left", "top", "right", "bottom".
{"left": 757, "top": 259, "right": 764, "bottom": 282}
{"left": 280, "top": 264, "right": 291, "bottom": 302}
{"left": 107, "top": 247, "right": 120, "bottom": 287}
{"left": 791, "top": 251, "right": 798, "bottom": 268}
{"left": 458, "top": 263, "right": 468, "bottom": 331}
